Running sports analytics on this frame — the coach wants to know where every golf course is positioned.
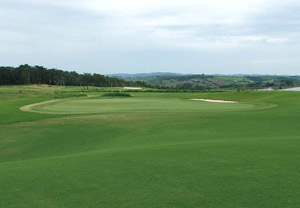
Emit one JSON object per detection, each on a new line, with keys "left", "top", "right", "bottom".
{"left": 0, "top": 85, "right": 299, "bottom": 207}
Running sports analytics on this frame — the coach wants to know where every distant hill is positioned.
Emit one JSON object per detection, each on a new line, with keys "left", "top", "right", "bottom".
{"left": 108, "top": 73, "right": 300, "bottom": 90}
{"left": 108, "top": 72, "right": 182, "bottom": 78}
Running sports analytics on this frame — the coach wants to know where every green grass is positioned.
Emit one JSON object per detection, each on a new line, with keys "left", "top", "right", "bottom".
{"left": 29, "top": 97, "right": 258, "bottom": 114}
{"left": 1, "top": 85, "right": 300, "bottom": 207}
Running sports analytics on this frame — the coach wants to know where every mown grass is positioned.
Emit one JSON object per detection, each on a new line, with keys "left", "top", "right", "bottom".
{"left": 29, "top": 97, "right": 258, "bottom": 115}
{"left": 0, "top": 85, "right": 300, "bottom": 207}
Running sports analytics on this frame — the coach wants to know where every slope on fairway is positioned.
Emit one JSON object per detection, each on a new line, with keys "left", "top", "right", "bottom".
{"left": 1, "top": 90, "right": 300, "bottom": 207}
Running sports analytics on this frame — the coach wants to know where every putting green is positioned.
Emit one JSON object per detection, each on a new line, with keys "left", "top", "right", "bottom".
{"left": 23, "top": 97, "right": 265, "bottom": 114}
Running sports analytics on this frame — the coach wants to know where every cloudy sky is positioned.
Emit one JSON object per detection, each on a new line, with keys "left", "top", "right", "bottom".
{"left": 1, "top": 0, "right": 300, "bottom": 75}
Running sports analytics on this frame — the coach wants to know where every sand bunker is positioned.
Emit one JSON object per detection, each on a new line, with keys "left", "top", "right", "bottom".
{"left": 191, "top": 99, "right": 237, "bottom": 103}
{"left": 281, "top": 87, "right": 300, "bottom": 91}
{"left": 123, "top": 87, "right": 142, "bottom": 90}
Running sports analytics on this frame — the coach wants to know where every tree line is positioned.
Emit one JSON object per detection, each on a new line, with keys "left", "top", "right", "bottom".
{"left": 0, "top": 64, "right": 149, "bottom": 87}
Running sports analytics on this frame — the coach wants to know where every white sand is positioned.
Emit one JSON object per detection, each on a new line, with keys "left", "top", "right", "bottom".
{"left": 191, "top": 99, "right": 237, "bottom": 103}
{"left": 257, "top": 87, "right": 274, "bottom": 91}
{"left": 123, "top": 87, "right": 142, "bottom": 90}
{"left": 281, "top": 87, "right": 300, "bottom": 91}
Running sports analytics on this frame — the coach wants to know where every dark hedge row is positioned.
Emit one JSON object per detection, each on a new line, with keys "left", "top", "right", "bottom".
{"left": 0, "top": 64, "right": 149, "bottom": 87}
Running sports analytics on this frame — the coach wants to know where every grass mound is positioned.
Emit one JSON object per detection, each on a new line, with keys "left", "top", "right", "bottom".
{"left": 101, "top": 92, "right": 132, "bottom": 97}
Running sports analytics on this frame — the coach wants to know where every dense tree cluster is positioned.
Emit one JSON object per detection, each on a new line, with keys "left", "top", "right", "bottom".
{"left": 0, "top": 64, "right": 149, "bottom": 87}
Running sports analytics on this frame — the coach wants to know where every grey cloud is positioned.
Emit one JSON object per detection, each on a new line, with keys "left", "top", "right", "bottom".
{"left": 145, "top": 2, "right": 300, "bottom": 45}
{"left": 0, "top": 0, "right": 300, "bottom": 74}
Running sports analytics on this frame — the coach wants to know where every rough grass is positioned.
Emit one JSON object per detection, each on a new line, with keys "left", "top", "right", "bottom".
{"left": 0, "top": 86, "right": 300, "bottom": 207}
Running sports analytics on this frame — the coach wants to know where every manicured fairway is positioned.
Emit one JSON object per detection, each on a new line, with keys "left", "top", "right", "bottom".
{"left": 26, "top": 97, "right": 257, "bottom": 114}
{"left": 0, "top": 86, "right": 300, "bottom": 207}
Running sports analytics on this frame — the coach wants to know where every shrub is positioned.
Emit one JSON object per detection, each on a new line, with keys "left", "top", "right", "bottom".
{"left": 102, "top": 93, "right": 131, "bottom": 97}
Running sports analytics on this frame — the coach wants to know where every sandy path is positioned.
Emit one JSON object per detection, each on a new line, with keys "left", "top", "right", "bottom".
{"left": 20, "top": 100, "right": 59, "bottom": 113}
{"left": 191, "top": 99, "right": 237, "bottom": 103}
{"left": 123, "top": 87, "right": 142, "bottom": 90}
{"left": 31, "top": 84, "right": 65, "bottom": 90}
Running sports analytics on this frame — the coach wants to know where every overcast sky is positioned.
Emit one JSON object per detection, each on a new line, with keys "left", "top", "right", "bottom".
{"left": 1, "top": 0, "right": 300, "bottom": 75}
